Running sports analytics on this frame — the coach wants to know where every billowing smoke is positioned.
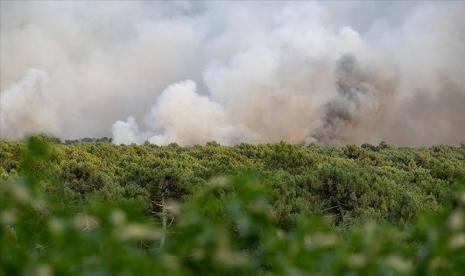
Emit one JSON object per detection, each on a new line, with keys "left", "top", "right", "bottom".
{"left": 1, "top": 1, "right": 464, "bottom": 146}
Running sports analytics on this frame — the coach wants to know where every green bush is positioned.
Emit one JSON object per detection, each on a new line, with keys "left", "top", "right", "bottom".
{"left": 1, "top": 137, "right": 464, "bottom": 274}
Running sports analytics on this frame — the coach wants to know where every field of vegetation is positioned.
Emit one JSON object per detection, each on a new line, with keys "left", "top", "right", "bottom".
{"left": 1, "top": 136, "right": 465, "bottom": 274}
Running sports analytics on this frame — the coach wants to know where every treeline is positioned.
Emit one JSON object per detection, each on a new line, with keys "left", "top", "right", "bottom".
{"left": 1, "top": 136, "right": 464, "bottom": 227}
{"left": 1, "top": 136, "right": 465, "bottom": 274}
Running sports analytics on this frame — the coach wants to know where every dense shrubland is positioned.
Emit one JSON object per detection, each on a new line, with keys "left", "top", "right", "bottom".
{"left": 1, "top": 136, "right": 465, "bottom": 274}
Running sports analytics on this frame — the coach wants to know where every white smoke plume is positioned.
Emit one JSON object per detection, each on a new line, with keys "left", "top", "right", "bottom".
{"left": 1, "top": 1, "right": 464, "bottom": 146}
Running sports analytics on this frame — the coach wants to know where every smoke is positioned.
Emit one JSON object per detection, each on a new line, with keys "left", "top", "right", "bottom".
{"left": 112, "top": 80, "right": 256, "bottom": 145}
{"left": 1, "top": 1, "right": 464, "bottom": 146}
{"left": 0, "top": 68, "right": 63, "bottom": 139}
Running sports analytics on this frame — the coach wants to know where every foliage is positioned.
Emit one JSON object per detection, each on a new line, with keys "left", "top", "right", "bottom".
{"left": 1, "top": 137, "right": 465, "bottom": 274}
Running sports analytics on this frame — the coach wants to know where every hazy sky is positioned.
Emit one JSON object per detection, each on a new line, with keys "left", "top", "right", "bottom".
{"left": 1, "top": 1, "right": 464, "bottom": 145}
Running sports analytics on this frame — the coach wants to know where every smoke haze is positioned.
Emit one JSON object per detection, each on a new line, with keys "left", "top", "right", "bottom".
{"left": 1, "top": 1, "right": 464, "bottom": 145}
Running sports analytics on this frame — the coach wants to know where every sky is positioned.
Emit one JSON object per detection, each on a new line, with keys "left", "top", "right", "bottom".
{"left": 1, "top": 1, "right": 464, "bottom": 146}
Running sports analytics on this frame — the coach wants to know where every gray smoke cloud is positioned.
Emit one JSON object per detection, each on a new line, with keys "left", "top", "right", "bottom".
{"left": 1, "top": 1, "right": 464, "bottom": 146}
